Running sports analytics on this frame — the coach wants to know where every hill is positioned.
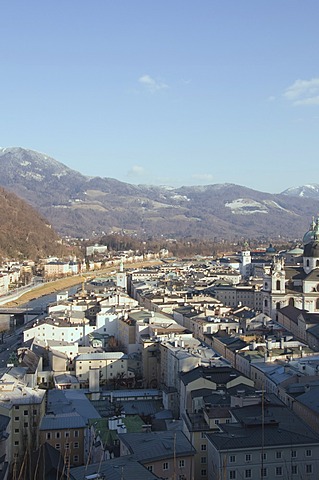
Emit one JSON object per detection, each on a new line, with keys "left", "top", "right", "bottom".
{"left": 0, "top": 147, "right": 318, "bottom": 241}
{"left": 0, "top": 186, "right": 64, "bottom": 259}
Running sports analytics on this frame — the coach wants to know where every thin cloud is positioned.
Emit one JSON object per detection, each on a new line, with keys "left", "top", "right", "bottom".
{"left": 284, "top": 77, "right": 319, "bottom": 106}
{"left": 138, "top": 74, "right": 168, "bottom": 93}
{"left": 192, "top": 173, "right": 214, "bottom": 183}
{"left": 127, "top": 165, "right": 146, "bottom": 177}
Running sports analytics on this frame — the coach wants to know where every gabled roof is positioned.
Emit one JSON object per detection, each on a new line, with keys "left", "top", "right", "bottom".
{"left": 40, "top": 411, "right": 86, "bottom": 430}
{"left": 70, "top": 454, "right": 160, "bottom": 480}
{"left": 180, "top": 365, "right": 247, "bottom": 387}
{"left": 118, "top": 431, "right": 195, "bottom": 462}
{"left": 278, "top": 305, "right": 307, "bottom": 323}
{"left": 29, "top": 442, "right": 65, "bottom": 480}
{"left": 206, "top": 403, "right": 319, "bottom": 451}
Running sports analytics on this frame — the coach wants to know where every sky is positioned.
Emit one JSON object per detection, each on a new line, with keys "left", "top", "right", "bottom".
{"left": 1, "top": 1, "right": 319, "bottom": 193}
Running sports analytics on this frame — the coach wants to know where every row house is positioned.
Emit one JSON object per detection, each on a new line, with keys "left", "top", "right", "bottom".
{"left": 39, "top": 412, "right": 86, "bottom": 468}
{"left": 0, "top": 372, "right": 46, "bottom": 475}
{"left": 207, "top": 401, "right": 319, "bottom": 480}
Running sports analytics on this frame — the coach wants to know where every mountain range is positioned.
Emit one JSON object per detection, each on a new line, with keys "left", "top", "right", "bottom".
{"left": 0, "top": 147, "right": 318, "bottom": 241}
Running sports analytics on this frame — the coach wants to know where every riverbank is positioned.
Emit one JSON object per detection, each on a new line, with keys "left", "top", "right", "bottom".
{"left": 2, "top": 259, "right": 161, "bottom": 307}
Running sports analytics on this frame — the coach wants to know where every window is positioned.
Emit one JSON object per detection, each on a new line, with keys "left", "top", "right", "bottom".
{"left": 245, "top": 470, "right": 252, "bottom": 478}
{"left": 14, "top": 429, "right": 19, "bottom": 433}
{"left": 276, "top": 466, "right": 282, "bottom": 476}
{"left": 245, "top": 454, "right": 251, "bottom": 462}
{"left": 306, "top": 449, "right": 312, "bottom": 457}
{"left": 276, "top": 451, "right": 282, "bottom": 459}
{"left": 201, "top": 432, "right": 206, "bottom": 439}
{"left": 24, "top": 410, "right": 28, "bottom": 415}
{"left": 163, "top": 462, "right": 169, "bottom": 471}
{"left": 229, "top": 455, "right": 236, "bottom": 463}
{"left": 55, "top": 432, "right": 60, "bottom": 439}
{"left": 306, "top": 464, "right": 312, "bottom": 474}
{"left": 229, "top": 471, "right": 236, "bottom": 479}
{"left": 260, "top": 467, "right": 267, "bottom": 477}
{"left": 14, "top": 441, "right": 19, "bottom": 446}
{"left": 55, "top": 444, "right": 60, "bottom": 450}
{"left": 74, "top": 442, "right": 79, "bottom": 448}
{"left": 74, "top": 430, "right": 79, "bottom": 437}
{"left": 14, "top": 417, "right": 19, "bottom": 421}
{"left": 201, "top": 470, "right": 207, "bottom": 477}
{"left": 24, "top": 422, "right": 28, "bottom": 428}
{"left": 289, "top": 298, "right": 295, "bottom": 307}
{"left": 291, "top": 450, "right": 297, "bottom": 458}
{"left": 201, "top": 444, "right": 207, "bottom": 451}
{"left": 46, "top": 432, "right": 51, "bottom": 440}
{"left": 73, "top": 455, "right": 79, "bottom": 463}
{"left": 14, "top": 406, "right": 19, "bottom": 410}
{"left": 260, "top": 453, "right": 267, "bottom": 460}
{"left": 276, "top": 280, "right": 280, "bottom": 290}
{"left": 147, "top": 466, "right": 153, "bottom": 472}
{"left": 65, "top": 443, "right": 70, "bottom": 450}
{"left": 291, "top": 465, "right": 298, "bottom": 475}
{"left": 201, "top": 456, "right": 207, "bottom": 464}
{"left": 179, "top": 460, "right": 185, "bottom": 468}
{"left": 214, "top": 419, "right": 220, "bottom": 424}
{"left": 65, "top": 432, "right": 70, "bottom": 438}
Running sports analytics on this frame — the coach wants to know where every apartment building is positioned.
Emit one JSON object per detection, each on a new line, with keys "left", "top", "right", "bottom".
{"left": 39, "top": 412, "right": 86, "bottom": 468}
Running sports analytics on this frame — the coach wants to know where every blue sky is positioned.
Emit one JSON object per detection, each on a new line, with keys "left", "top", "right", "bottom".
{"left": 1, "top": 1, "right": 319, "bottom": 193}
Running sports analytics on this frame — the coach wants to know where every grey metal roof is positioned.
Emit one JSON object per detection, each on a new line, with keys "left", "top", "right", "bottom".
{"left": 293, "top": 382, "right": 319, "bottom": 414}
{"left": 207, "top": 423, "right": 319, "bottom": 451}
{"left": 76, "top": 352, "right": 125, "bottom": 361}
{"left": 121, "top": 400, "right": 163, "bottom": 416}
{"left": 118, "top": 431, "right": 195, "bottom": 463}
{"left": 180, "top": 365, "right": 247, "bottom": 386}
{"left": 47, "top": 389, "right": 101, "bottom": 422}
{"left": 40, "top": 411, "right": 86, "bottom": 430}
{"left": 206, "top": 403, "right": 319, "bottom": 451}
{"left": 70, "top": 454, "right": 160, "bottom": 480}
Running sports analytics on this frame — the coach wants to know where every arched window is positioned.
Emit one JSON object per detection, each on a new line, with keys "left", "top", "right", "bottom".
{"left": 316, "top": 298, "right": 319, "bottom": 310}
{"left": 264, "top": 299, "right": 268, "bottom": 308}
{"left": 306, "top": 259, "right": 310, "bottom": 267}
{"left": 276, "top": 302, "right": 280, "bottom": 310}
{"left": 289, "top": 297, "right": 295, "bottom": 307}
{"left": 276, "top": 280, "right": 281, "bottom": 290}
{"left": 265, "top": 282, "right": 268, "bottom": 289}
{"left": 317, "top": 284, "right": 319, "bottom": 293}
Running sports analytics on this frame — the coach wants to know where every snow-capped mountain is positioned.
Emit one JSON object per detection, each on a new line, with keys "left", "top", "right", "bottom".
{"left": 0, "top": 147, "right": 318, "bottom": 240}
{"left": 281, "top": 184, "right": 319, "bottom": 199}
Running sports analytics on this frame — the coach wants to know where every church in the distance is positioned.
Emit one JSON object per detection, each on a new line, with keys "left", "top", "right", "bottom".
{"left": 263, "top": 217, "right": 319, "bottom": 319}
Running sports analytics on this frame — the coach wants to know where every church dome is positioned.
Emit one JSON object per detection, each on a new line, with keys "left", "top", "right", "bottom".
{"left": 303, "top": 218, "right": 317, "bottom": 245}
{"left": 303, "top": 230, "right": 315, "bottom": 245}
{"left": 304, "top": 240, "right": 319, "bottom": 258}
{"left": 303, "top": 217, "right": 319, "bottom": 258}
{"left": 266, "top": 244, "right": 276, "bottom": 254}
